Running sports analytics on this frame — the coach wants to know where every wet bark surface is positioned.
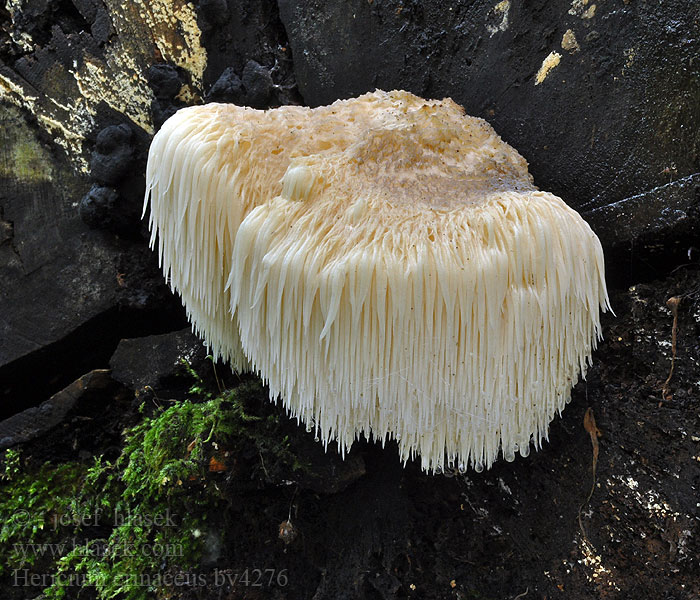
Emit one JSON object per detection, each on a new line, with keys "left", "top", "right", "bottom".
{"left": 1, "top": 1, "right": 699, "bottom": 598}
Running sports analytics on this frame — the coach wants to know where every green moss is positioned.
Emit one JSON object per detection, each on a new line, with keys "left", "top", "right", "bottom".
{"left": 0, "top": 372, "right": 303, "bottom": 600}
{"left": 0, "top": 453, "right": 87, "bottom": 575}
{"left": 2, "top": 447, "right": 20, "bottom": 480}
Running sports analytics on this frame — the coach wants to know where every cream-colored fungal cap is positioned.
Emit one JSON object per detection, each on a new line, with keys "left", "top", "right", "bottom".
{"left": 145, "top": 90, "right": 610, "bottom": 473}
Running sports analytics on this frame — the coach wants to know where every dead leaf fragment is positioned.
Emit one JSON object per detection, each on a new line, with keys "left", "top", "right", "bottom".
{"left": 579, "top": 407, "right": 602, "bottom": 540}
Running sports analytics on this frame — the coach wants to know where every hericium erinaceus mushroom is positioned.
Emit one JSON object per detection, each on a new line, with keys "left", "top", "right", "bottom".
{"left": 144, "top": 90, "right": 610, "bottom": 473}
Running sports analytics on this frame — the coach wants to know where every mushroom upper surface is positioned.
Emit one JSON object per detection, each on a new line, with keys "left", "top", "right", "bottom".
{"left": 145, "top": 90, "right": 610, "bottom": 472}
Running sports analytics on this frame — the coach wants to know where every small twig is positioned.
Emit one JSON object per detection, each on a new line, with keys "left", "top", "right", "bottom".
{"left": 578, "top": 408, "right": 601, "bottom": 541}
{"left": 287, "top": 486, "right": 298, "bottom": 523}
{"left": 258, "top": 449, "right": 270, "bottom": 479}
{"left": 513, "top": 587, "right": 529, "bottom": 600}
{"left": 661, "top": 296, "right": 681, "bottom": 405}
{"left": 210, "top": 357, "right": 223, "bottom": 394}
{"left": 141, "top": 385, "right": 166, "bottom": 409}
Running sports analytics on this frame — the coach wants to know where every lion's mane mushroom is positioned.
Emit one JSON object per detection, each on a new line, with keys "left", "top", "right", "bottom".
{"left": 145, "top": 90, "right": 610, "bottom": 473}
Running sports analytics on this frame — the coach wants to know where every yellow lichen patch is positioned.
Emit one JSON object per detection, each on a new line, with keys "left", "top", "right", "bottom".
{"left": 568, "top": 0, "right": 589, "bottom": 17}
{"left": 175, "top": 84, "right": 200, "bottom": 104}
{"left": 622, "top": 47, "right": 636, "bottom": 75}
{"left": 535, "top": 51, "right": 562, "bottom": 85}
{"left": 2, "top": 0, "right": 207, "bottom": 172}
{"left": 74, "top": 56, "right": 153, "bottom": 134}
{"left": 0, "top": 72, "right": 90, "bottom": 172}
{"left": 84, "top": 0, "right": 207, "bottom": 133}
{"left": 0, "top": 73, "right": 37, "bottom": 111}
{"left": 561, "top": 29, "right": 580, "bottom": 53}
{"left": 486, "top": 0, "right": 511, "bottom": 37}
{"left": 36, "top": 114, "right": 91, "bottom": 173}
{"left": 569, "top": 0, "right": 596, "bottom": 19}
{"left": 582, "top": 4, "right": 596, "bottom": 19}
{"left": 5, "top": 0, "right": 34, "bottom": 52}
{"left": 115, "top": 0, "right": 207, "bottom": 90}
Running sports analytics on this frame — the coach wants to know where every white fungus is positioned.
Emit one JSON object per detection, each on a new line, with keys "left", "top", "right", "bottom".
{"left": 144, "top": 90, "right": 610, "bottom": 473}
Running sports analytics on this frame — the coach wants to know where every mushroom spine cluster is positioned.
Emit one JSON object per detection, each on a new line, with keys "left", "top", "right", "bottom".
{"left": 145, "top": 90, "right": 610, "bottom": 473}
